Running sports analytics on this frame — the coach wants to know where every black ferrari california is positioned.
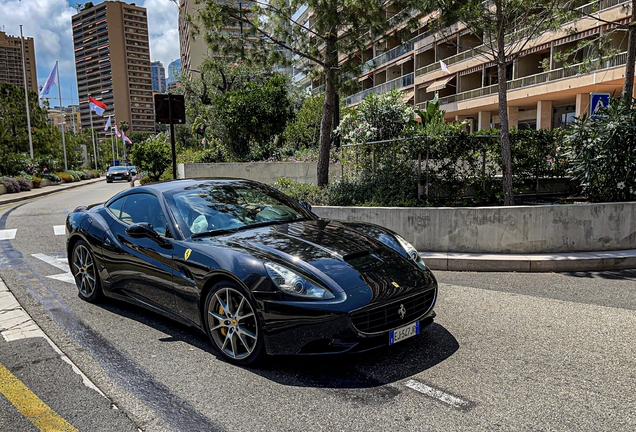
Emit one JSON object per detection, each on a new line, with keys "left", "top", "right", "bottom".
{"left": 66, "top": 178, "right": 438, "bottom": 365}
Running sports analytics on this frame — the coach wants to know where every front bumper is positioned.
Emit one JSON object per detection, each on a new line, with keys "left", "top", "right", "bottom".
{"left": 259, "top": 286, "right": 437, "bottom": 355}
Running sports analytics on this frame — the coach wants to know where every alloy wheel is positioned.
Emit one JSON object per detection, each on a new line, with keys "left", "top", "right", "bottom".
{"left": 207, "top": 287, "right": 258, "bottom": 360}
{"left": 72, "top": 244, "right": 97, "bottom": 298}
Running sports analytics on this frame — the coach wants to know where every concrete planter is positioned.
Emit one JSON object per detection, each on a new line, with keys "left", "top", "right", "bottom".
{"left": 0, "top": 184, "right": 6, "bottom": 195}
{"left": 314, "top": 201, "right": 636, "bottom": 254}
{"left": 41, "top": 179, "right": 62, "bottom": 187}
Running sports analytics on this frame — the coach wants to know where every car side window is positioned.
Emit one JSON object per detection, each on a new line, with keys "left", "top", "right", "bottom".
{"left": 107, "top": 197, "right": 125, "bottom": 219}
{"left": 113, "top": 194, "right": 169, "bottom": 237}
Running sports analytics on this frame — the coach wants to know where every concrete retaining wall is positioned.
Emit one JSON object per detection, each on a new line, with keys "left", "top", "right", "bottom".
{"left": 313, "top": 202, "right": 636, "bottom": 253}
{"left": 179, "top": 162, "right": 342, "bottom": 184}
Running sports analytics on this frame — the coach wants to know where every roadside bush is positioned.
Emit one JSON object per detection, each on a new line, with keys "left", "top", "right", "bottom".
{"left": 16, "top": 177, "right": 31, "bottom": 191}
{"left": 564, "top": 97, "right": 636, "bottom": 202}
{"left": 271, "top": 177, "right": 327, "bottom": 205}
{"left": 42, "top": 173, "right": 61, "bottom": 182}
{"left": 0, "top": 177, "right": 20, "bottom": 193}
{"left": 56, "top": 172, "right": 74, "bottom": 182}
{"left": 130, "top": 133, "right": 172, "bottom": 182}
{"left": 32, "top": 176, "right": 42, "bottom": 188}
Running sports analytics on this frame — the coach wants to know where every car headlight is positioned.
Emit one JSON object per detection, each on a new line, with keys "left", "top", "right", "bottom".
{"left": 264, "top": 262, "right": 334, "bottom": 300}
{"left": 394, "top": 234, "right": 427, "bottom": 269}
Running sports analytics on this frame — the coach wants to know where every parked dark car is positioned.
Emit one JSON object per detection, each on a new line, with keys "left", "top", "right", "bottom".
{"left": 105, "top": 166, "right": 131, "bottom": 183}
{"left": 66, "top": 178, "right": 438, "bottom": 365}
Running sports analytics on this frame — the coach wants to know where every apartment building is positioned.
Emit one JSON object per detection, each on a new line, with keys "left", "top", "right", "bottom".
{"left": 72, "top": 1, "right": 155, "bottom": 139}
{"left": 47, "top": 105, "right": 81, "bottom": 134}
{"left": 345, "top": 0, "right": 633, "bottom": 132}
{"left": 151, "top": 60, "right": 166, "bottom": 93}
{"left": 178, "top": 0, "right": 209, "bottom": 73}
{"left": 0, "top": 31, "right": 37, "bottom": 92}
{"left": 167, "top": 58, "right": 181, "bottom": 87}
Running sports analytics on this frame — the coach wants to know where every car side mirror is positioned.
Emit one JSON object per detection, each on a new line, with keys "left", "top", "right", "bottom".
{"left": 125, "top": 222, "right": 172, "bottom": 248}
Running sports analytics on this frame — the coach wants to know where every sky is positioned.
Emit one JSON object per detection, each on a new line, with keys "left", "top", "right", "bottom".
{"left": 0, "top": 0, "right": 180, "bottom": 106}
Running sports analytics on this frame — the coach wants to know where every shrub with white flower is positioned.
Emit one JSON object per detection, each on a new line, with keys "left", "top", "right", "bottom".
{"left": 564, "top": 97, "right": 636, "bottom": 202}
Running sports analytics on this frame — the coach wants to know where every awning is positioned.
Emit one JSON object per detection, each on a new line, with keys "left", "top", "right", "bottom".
{"left": 426, "top": 75, "right": 455, "bottom": 93}
{"left": 402, "top": 91, "right": 415, "bottom": 102}
{"left": 395, "top": 55, "right": 413, "bottom": 66}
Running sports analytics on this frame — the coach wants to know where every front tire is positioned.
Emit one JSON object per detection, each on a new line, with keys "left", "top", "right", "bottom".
{"left": 204, "top": 281, "right": 263, "bottom": 365}
{"left": 70, "top": 240, "right": 102, "bottom": 302}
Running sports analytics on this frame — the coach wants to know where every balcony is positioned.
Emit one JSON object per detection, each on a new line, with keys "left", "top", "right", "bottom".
{"left": 414, "top": 0, "right": 628, "bottom": 79}
{"left": 346, "top": 72, "right": 414, "bottom": 105}
{"left": 362, "top": 41, "right": 414, "bottom": 73}
{"left": 433, "top": 51, "right": 628, "bottom": 106}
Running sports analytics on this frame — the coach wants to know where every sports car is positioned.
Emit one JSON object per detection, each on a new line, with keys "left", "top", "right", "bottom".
{"left": 66, "top": 178, "right": 438, "bottom": 365}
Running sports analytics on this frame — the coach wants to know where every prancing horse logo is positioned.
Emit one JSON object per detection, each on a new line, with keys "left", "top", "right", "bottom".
{"left": 398, "top": 304, "right": 406, "bottom": 319}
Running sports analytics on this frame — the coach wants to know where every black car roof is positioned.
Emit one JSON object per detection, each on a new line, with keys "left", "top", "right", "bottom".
{"left": 137, "top": 178, "right": 263, "bottom": 194}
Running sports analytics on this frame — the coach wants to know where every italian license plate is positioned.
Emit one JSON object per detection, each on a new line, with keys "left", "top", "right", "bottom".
{"left": 389, "top": 321, "right": 420, "bottom": 345}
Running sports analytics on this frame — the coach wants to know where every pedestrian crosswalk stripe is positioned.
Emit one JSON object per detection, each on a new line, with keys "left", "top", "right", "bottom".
{"left": 54, "top": 225, "right": 66, "bottom": 236}
{"left": 32, "top": 254, "right": 74, "bottom": 284}
{"left": 0, "top": 229, "right": 17, "bottom": 240}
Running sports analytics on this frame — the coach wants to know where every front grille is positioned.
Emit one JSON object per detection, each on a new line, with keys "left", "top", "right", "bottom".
{"left": 350, "top": 289, "right": 436, "bottom": 334}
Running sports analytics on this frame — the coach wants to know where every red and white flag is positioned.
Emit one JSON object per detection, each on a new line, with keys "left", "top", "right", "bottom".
{"left": 89, "top": 96, "right": 107, "bottom": 116}
{"left": 114, "top": 124, "right": 121, "bottom": 138}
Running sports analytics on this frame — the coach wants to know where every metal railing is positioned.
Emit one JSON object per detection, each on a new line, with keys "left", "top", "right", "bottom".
{"left": 362, "top": 41, "right": 414, "bottom": 73}
{"left": 432, "top": 51, "right": 628, "bottom": 106}
{"left": 346, "top": 72, "right": 414, "bottom": 105}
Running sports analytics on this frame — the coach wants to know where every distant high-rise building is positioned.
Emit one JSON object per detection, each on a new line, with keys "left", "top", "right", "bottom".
{"left": 150, "top": 60, "right": 166, "bottom": 93}
{"left": 178, "top": 0, "right": 207, "bottom": 73}
{"left": 71, "top": 1, "right": 155, "bottom": 138}
{"left": 0, "top": 31, "right": 37, "bottom": 92}
{"left": 167, "top": 59, "right": 181, "bottom": 87}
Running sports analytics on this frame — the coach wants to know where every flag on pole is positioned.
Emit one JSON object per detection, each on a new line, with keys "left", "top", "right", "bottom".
{"left": 114, "top": 124, "right": 121, "bottom": 138}
{"left": 39, "top": 63, "right": 58, "bottom": 99}
{"left": 123, "top": 133, "right": 132, "bottom": 145}
{"left": 104, "top": 115, "right": 112, "bottom": 131}
{"left": 89, "top": 96, "right": 107, "bottom": 116}
{"left": 439, "top": 60, "right": 450, "bottom": 75}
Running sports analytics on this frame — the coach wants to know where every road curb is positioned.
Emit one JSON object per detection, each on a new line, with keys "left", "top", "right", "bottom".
{"left": 0, "top": 277, "right": 106, "bottom": 397}
{"left": 0, "top": 177, "right": 105, "bottom": 206}
{"left": 421, "top": 249, "right": 636, "bottom": 272}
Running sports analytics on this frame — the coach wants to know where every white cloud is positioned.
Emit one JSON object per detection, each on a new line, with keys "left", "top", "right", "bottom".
{"left": 0, "top": 0, "right": 180, "bottom": 105}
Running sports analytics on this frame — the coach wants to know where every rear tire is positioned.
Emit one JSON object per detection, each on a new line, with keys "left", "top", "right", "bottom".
{"left": 70, "top": 240, "right": 103, "bottom": 302}
{"left": 204, "top": 281, "right": 264, "bottom": 366}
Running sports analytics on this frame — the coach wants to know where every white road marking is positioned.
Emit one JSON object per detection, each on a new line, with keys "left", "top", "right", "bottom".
{"left": 53, "top": 225, "right": 66, "bottom": 236}
{"left": 31, "top": 254, "right": 74, "bottom": 284}
{"left": 0, "top": 229, "right": 17, "bottom": 240}
{"left": 405, "top": 379, "right": 470, "bottom": 408}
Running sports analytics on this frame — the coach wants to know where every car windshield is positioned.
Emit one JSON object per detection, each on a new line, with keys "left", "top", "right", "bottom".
{"left": 165, "top": 181, "right": 309, "bottom": 237}
{"left": 108, "top": 167, "right": 128, "bottom": 173}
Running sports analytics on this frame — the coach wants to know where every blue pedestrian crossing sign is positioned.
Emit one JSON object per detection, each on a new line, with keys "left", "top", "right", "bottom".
{"left": 590, "top": 93, "right": 610, "bottom": 118}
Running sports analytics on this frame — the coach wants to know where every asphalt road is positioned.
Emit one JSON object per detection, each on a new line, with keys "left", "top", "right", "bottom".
{"left": 0, "top": 180, "right": 634, "bottom": 431}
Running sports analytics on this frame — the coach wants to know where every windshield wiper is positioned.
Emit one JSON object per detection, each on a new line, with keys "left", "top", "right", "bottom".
{"left": 236, "top": 220, "right": 287, "bottom": 231}
{"left": 191, "top": 228, "right": 239, "bottom": 238}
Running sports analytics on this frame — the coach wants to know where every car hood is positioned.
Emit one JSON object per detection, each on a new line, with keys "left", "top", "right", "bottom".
{"left": 214, "top": 220, "right": 432, "bottom": 301}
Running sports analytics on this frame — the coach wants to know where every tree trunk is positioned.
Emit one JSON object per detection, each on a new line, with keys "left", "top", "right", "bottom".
{"left": 496, "top": 7, "right": 514, "bottom": 206}
{"left": 623, "top": 0, "right": 636, "bottom": 100}
{"left": 317, "top": 33, "right": 338, "bottom": 188}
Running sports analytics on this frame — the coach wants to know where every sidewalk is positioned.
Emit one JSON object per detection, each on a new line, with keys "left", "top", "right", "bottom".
{"left": 0, "top": 176, "right": 107, "bottom": 206}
